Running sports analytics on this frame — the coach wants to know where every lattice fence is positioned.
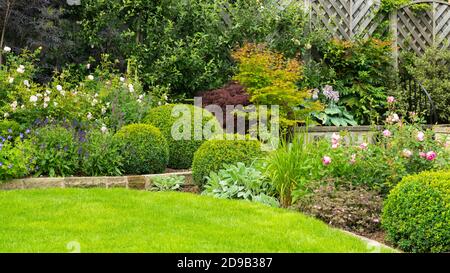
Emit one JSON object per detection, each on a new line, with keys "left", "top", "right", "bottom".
{"left": 304, "top": 0, "right": 450, "bottom": 54}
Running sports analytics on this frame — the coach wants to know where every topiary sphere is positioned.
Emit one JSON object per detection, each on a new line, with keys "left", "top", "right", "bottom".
{"left": 192, "top": 137, "right": 264, "bottom": 187}
{"left": 113, "top": 124, "right": 169, "bottom": 175}
{"left": 144, "top": 104, "right": 222, "bottom": 169}
{"left": 382, "top": 170, "right": 450, "bottom": 253}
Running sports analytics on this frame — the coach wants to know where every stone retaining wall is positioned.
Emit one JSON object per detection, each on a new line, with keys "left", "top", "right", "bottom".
{"left": 0, "top": 172, "right": 196, "bottom": 192}
{"left": 301, "top": 125, "right": 450, "bottom": 144}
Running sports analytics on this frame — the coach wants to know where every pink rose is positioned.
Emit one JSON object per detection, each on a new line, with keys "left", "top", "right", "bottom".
{"left": 417, "top": 131, "right": 425, "bottom": 142}
{"left": 419, "top": 152, "right": 427, "bottom": 159}
{"left": 322, "top": 156, "right": 332, "bottom": 166}
{"left": 426, "top": 151, "right": 437, "bottom": 161}
{"left": 387, "top": 96, "right": 396, "bottom": 104}
{"left": 350, "top": 154, "right": 357, "bottom": 164}
{"left": 383, "top": 129, "right": 391, "bottom": 137}
{"left": 331, "top": 133, "right": 340, "bottom": 144}
{"left": 359, "top": 143, "right": 368, "bottom": 150}
{"left": 332, "top": 143, "right": 339, "bottom": 149}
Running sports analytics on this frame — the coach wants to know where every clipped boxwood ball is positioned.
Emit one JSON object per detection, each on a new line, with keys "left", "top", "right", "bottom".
{"left": 382, "top": 170, "right": 450, "bottom": 253}
{"left": 113, "top": 124, "right": 169, "bottom": 174}
{"left": 144, "top": 104, "right": 222, "bottom": 169}
{"left": 192, "top": 137, "right": 264, "bottom": 186}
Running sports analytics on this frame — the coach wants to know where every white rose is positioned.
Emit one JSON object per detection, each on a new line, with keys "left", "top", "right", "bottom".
{"left": 87, "top": 75, "right": 94, "bottom": 80}
{"left": 29, "top": 95, "right": 38, "bottom": 103}
{"left": 3, "top": 46, "right": 11, "bottom": 53}
{"left": 128, "top": 83, "right": 134, "bottom": 93}
{"left": 16, "top": 66, "right": 25, "bottom": 74}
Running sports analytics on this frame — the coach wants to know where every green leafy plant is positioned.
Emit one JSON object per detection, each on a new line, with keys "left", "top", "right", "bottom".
{"left": 150, "top": 175, "right": 185, "bottom": 192}
{"left": 265, "top": 133, "right": 323, "bottom": 208}
{"left": 80, "top": 129, "right": 123, "bottom": 177}
{"left": 402, "top": 46, "right": 450, "bottom": 123}
{"left": 203, "top": 162, "right": 278, "bottom": 207}
{"left": 382, "top": 170, "right": 450, "bottom": 253}
{"left": 0, "top": 137, "right": 35, "bottom": 181}
{"left": 192, "top": 137, "right": 264, "bottom": 187}
{"left": 113, "top": 124, "right": 169, "bottom": 175}
{"left": 144, "top": 104, "right": 222, "bottom": 169}
{"left": 312, "top": 85, "right": 358, "bottom": 126}
{"left": 33, "top": 126, "right": 80, "bottom": 177}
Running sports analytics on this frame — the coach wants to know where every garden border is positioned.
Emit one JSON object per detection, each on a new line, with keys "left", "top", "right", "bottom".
{"left": 0, "top": 171, "right": 196, "bottom": 191}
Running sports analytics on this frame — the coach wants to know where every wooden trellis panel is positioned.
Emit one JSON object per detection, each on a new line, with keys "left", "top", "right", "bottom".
{"left": 395, "top": 1, "right": 450, "bottom": 55}
{"left": 309, "top": 0, "right": 384, "bottom": 39}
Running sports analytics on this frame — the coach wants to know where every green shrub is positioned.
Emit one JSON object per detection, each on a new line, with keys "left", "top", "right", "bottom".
{"left": 382, "top": 170, "right": 450, "bottom": 253}
{"left": 0, "top": 138, "right": 35, "bottom": 181}
{"left": 0, "top": 120, "right": 22, "bottom": 139}
{"left": 113, "top": 124, "right": 169, "bottom": 175}
{"left": 33, "top": 126, "right": 80, "bottom": 177}
{"left": 144, "top": 104, "right": 222, "bottom": 169}
{"left": 192, "top": 138, "right": 263, "bottom": 187}
{"left": 80, "top": 129, "right": 123, "bottom": 176}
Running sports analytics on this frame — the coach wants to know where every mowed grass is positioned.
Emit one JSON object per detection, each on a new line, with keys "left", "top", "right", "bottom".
{"left": 0, "top": 189, "right": 395, "bottom": 253}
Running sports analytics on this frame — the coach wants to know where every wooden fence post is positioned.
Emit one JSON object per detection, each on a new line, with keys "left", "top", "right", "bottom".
{"left": 390, "top": 9, "right": 399, "bottom": 70}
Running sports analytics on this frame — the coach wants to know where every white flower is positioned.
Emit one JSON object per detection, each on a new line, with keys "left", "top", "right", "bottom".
{"left": 87, "top": 75, "right": 94, "bottom": 80}
{"left": 94, "top": 93, "right": 99, "bottom": 97}
{"left": 3, "top": 112, "right": 9, "bottom": 118}
{"left": 56, "top": 85, "right": 63, "bottom": 92}
{"left": 8, "top": 77, "right": 14, "bottom": 84}
{"left": 10, "top": 101, "right": 17, "bottom": 111}
{"left": 43, "top": 102, "right": 48, "bottom": 108}
{"left": 21, "top": 104, "right": 25, "bottom": 109}
{"left": 23, "top": 80, "right": 30, "bottom": 87}
{"left": 16, "top": 66, "right": 25, "bottom": 74}
{"left": 45, "top": 89, "right": 51, "bottom": 95}
{"left": 44, "top": 96, "right": 50, "bottom": 102}
{"left": 3, "top": 46, "right": 11, "bottom": 53}
{"left": 36, "top": 93, "right": 43, "bottom": 97}
{"left": 101, "top": 107, "right": 107, "bottom": 114}
{"left": 86, "top": 112, "right": 93, "bottom": 120}
{"left": 100, "top": 125, "right": 108, "bottom": 134}
{"left": 128, "top": 83, "right": 134, "bottom": 93}
{"left": 162, "top": 94, "right": 168, "bottom": 101}
{"left": 91, "top": 98, "right": 98, "bottom": 106}
{"left": 138, "top": 94, "right": 144, "bottom": 100}
{"left": 137, "top": 99, "right": 142, "bottom": 103}
{"left": 86, "top": 63, "right": 91, "bottom": 69}
{"left": 29, "top": 95, "right": 38, "bottom": 103}
{"left": 120, "top": 77, "right": 125, "bottom": 82}
{"left": 60, "top": 90, "right": 66, "bottom": 96}
{"left": 53, "top": 102, "right": 58, "bottom": 107}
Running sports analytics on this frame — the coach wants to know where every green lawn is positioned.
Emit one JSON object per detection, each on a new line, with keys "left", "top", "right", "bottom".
{"left": 0, "top": 189, "right": 395, "bottom": 253}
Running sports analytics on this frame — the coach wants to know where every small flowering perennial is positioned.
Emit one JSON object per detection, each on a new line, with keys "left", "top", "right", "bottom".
{"left": 382, "top": 129, "right": 391, "bottom": 137}
{"left": 417, "top": 131, "right": 425, "bottom": 142}
{"left": 359, "top": 143, "right": 368, "bottom": 150}
{"left": 322, "top": 85, "right": 339, "bottom": 102}
{"left": 322, "top": 156, "right": 332, "bottom": 166}
{"left": 3, "top": 46, "right": 11, "bottom": 52}
{"left": 16, "top": 65, "right": 25, "bottom": 74}
{"left": 387, "top": 96, "right": 396, "bottom": 104}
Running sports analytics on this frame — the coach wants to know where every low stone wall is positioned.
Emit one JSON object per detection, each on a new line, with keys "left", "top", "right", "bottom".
{"left": 300, "top": 125, "right": 450, "bottom": 144}
{"left": 0, "top": 171, "right": 197, "bottom": 192}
